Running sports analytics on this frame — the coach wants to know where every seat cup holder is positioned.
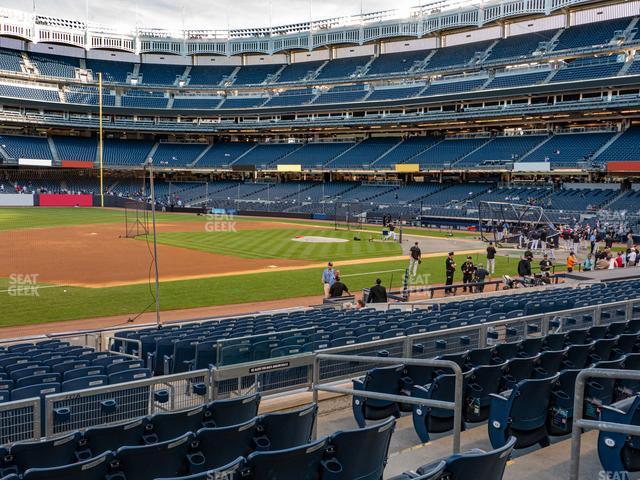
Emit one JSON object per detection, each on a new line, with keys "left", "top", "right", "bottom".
{"left": 100, "top": 400, "right": 117, "bottom": 415}
{"left": 187, "top": 452, "right": 206, "bottom": 467}
{"left": 253, "top": 435, "right": 271, "bottom": 451}
{"left": 321, "top": 458, "right": 343, "bottom": 478}
{"left": 53, "top": 407, "right": 71, "bottom": 423}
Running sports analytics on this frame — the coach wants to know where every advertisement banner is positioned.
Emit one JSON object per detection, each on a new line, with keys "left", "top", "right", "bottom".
{"left": 607, "top": 161, "right": 640, "bottom": 172}
{"left": 39, "top": 194, "right": 93, "bottom": 207}
{"left": 18, "top": 158, "right": 53, "bottom": 167}
{"left": 512, "top": 162, "right": 551, "bottom": 172}
{"left": 0, "top": 193, "right": 34, "bottom": 206}
{"left": 61, "top": 160, "right": 94, "bottom": 169}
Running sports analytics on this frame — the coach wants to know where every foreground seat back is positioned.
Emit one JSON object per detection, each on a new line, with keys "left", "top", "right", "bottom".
{"left": 114, "top": 432, "right": 193, "bottom": 480}
{"left": 82, "top": 418, "right": 147, "bottom": 457}
{"left": 598, "top": 396, "right": 640, "bottom": 474}
{"left": 324, "top": 417, "right": 395, "bottom": 480}
{"left": 155, "top": 457, "right": 245, "bottom": 480}
{"left": 444, "top": 435, "right": 516, "bottom": 480}
{"left": 22, "top": 451, "right": 112, "bottom": 480}
{"left": 6, "top": 432, "right": 80, "bottom": 474}
{"left": 243, "top": 438, "right": 327, "bottom": 480}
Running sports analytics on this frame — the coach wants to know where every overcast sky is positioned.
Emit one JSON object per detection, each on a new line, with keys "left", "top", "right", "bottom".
{"left": 0, "top": 0, "right": 426, "bottom": 31}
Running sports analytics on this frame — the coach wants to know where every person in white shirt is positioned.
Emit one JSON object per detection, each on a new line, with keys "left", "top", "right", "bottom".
{"left": 608, "top": 256, "right": 617, "bottom": 270}
{"left": 628, "top": 248, "right": 637, "bottom": 267}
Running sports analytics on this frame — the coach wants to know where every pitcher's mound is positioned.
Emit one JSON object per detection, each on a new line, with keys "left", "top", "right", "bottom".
{"left": 292, "top": 236, "right": 349, "bottom": 243}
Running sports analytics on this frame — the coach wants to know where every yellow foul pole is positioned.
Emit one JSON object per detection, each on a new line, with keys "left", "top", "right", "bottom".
{"left": 98, "top": 72, "right": 104, "bottom": 208}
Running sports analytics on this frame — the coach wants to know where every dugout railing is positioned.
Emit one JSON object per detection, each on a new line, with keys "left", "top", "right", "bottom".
{"left": 2, "top": 295, "right": 639, "bottom": 445}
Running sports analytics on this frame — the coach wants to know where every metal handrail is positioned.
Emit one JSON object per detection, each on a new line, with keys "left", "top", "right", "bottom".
{"left": 569, "top": 368, "right": 640, "bottom": 480}
{"left": 312, "top": 354, "right": 464, "bottom": 454}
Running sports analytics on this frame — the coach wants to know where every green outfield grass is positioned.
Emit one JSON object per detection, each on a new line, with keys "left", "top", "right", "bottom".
{"left": 0, "top": 253, "right": 533, "bottom": 326}
{"left": 150, "top": 228, "right": 403, "bottom": 261}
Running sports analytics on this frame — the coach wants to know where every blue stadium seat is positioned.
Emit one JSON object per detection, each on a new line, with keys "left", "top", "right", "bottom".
{"left": 21, "top": 451, "right": 113, "bottom": 480}
{"left": 543, "top": 333, "right": 567, "bottom": 351}
{"left": 585, "top": 358, "right": 625, "bottom": 418}
{"left": 108, "top": 368, "right": 153, "bottom": 384}
{"left": 192, "top": 419, "right": 256, "bottom": 471}
{"left": 61, "top": 375, "right": 108, "bottom": 392}
{"left": 113, "top": 432, "right": 193, "bottom": 480}
{"left": 11, "top": 382, "right": 60, "bottom": 401}
{"left": 563, "top": 343, "right": 594, "bottom": 369}
{"left": 534, "top": 349, "right": 566, "bottom": 378}
{"left": 619, "top": 353, "right": 640, "bottom": 397}
{"left": 81, "top": 418, "right": 147, "bottom": 457}
{"left": 62, "top": 366, "right": 105, "bottom": 381}
{"left": 155, "top": 457, "right": 245, "bottom": 480}
{"left": 464, "top": 364, "right": 505, "bottom": 423}
{"left": 598, "top": 395, "right": 640, "bottom": 475}
{"left": 1, "top": 432, "right": 81, "bottom": 475}
{"left": 416, "top": 435, "right": 516, "bottom": 480}
{"left": 412, "top": 373, "right": 466, "bottom": 443}
{"left": 256, "top": 403, "right": 317, "bottom": 450}
{"left": 488, "top": 375, "right": 557, "bottom": 449}
{"left": 547, "top": 369, "right": 580, "bottom": 436}
{"left": 387, "top": 462, "right": 446, "bottom": 480}
{"left": 502, "top": 356, "right": 537, "bottom": 390}
{"left": 145, "top": 406, "right": 205, "bottom": 443}
{"left": 323, "top": 416, "right": 395, "bottom": 480}
{"left": 15, "top": 373, "right": 61, "bottom": 389}
{"left": 352, "top": 365, "right": 404, "bottom": 427}
{"left": 203, "top": 393, "right": 260, "bottom": 428}
{"left": 242, "top": 437, "right": 327, "bottom": 480}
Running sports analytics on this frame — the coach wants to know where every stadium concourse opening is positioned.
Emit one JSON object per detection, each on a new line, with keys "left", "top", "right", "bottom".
{"left": 2, "top": 0, "right": 640, "bottom": 478}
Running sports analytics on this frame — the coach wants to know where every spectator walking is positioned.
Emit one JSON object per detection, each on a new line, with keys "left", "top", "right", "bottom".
{"left": 321, "top": 262, "right": 335, "bottom": 298}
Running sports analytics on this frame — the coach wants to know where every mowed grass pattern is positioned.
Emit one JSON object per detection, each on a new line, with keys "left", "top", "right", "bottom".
{"left": 149, "top": 229, "right": 402, "bottom": 261}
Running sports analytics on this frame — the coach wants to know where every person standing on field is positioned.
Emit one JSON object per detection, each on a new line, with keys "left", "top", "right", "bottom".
{"left": 486, "top": 242, "right": 496, "bottom": 274}
{"left": 445, "top": 252, "right": 456, "bottom": 296}
{"left": 409, "top": 242, "right": 422, "bottom": 277}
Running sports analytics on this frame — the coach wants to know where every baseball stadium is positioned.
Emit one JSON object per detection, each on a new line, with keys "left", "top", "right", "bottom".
{"left": 0, "top": 0, "right": 639, "bottom": 478}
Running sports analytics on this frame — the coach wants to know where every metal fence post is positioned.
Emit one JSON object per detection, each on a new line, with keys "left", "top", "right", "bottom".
{"left": 569, "top": 370, "right": 587, "bottom": 480}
